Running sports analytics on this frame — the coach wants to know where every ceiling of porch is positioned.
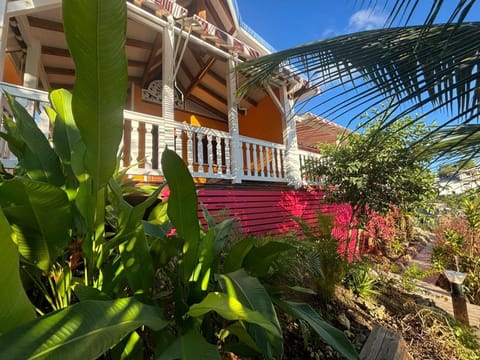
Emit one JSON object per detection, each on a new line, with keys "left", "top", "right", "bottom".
{"left": 5, "top": 0, "right": 270, "bottom": 121}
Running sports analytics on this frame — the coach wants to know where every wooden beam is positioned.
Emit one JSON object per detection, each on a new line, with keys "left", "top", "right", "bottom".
{"left": 49, "top": 76, "right": 141, "bottom": 89}
{"left": 42, "top": 45, "right": 147, "bottom": 69}
{"left": 196, "top": 82, "right": 226, "bottom": 105}
{"left": 184, "top": 57, "right": 215, "bottom": 96}
{"left": 44, "top": 66, "right": 74, "bottom": 76}
{"left": 28, "top": 16, "right": 152, "bottom": 50}
{"left": 190, "top": 94, "right": 226, "bottom": 120}
{"left": 42, "top": 45, "right": 69, "bottom": 57}
{"left": 141, "top": 32, "right": 162, "bottom": 86}
{"left": 7, "top": 0, "right": 61, "bottom": 18}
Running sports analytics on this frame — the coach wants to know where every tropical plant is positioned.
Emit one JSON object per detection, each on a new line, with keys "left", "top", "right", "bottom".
{"left": 344, "top": 262, "right": 379, "bottom": 298}
{"left": 305, "top": 116, "right": 436, "bottom": 258}
{"left": 236, "top": 2, "right": 480, "bottom": 165}
{"left": 0, "top": 1, "right": 359, "bottom": 359}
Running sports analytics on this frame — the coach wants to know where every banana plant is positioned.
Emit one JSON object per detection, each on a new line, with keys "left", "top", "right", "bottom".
{"left": 0, "top": 1, "right": 359, "bottom": 358}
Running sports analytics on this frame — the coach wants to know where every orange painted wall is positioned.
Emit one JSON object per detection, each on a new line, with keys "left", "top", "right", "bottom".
{"left": 128, "top": 83, "right": 284, "bottom": 144}
{"left": 3, "top": 56, "right": 22, "bottom": 85}
{"left": 239, "top": 96, "right": 283, "bottom": 144}
{"left": 128, "top": 83, "right": 228, "bottom": 132}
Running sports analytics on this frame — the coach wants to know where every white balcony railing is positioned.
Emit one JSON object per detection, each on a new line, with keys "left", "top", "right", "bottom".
{"left": 0, "top": 82, "right": 322, "bottom": 185}
{"left": 239, "top": 136, "right": 286, "bottom": 182}
{"left": 298, "top": 149, "right": 324, "bottom": 185}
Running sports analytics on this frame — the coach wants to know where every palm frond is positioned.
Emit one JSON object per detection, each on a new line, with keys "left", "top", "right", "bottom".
{"left": 237, "top": 22, "right": 480, "bottom": 135}
{"left": 426, "top": 124, "right": 480, "bottom": 162}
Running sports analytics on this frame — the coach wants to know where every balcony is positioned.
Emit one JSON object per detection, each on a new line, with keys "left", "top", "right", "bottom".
{"left": 0, "top": 82, "right": 322, "bottom": 186}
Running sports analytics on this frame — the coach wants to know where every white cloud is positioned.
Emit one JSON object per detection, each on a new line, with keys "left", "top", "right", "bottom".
{"left": 348, "top": 9, "right": 386, "bottom": 31}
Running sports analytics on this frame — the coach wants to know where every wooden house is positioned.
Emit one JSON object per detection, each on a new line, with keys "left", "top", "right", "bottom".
{"left": 0, "top": 0, "right": 349, "bottom": 235}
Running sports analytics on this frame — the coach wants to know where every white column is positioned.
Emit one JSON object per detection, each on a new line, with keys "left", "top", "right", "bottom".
{"left": 227, "top": 57, "right": 242, "bottom": 183}
{"left": 0, "top": 0, "right": 8, "bottom": 81}
{"left": 280, "top": 85, "right": 302, "bottom": 188}
{"left": 162, "top": 16, "right": 175, "bottom": 155}
{"left": 23, "top": 39, "right": 41, "bottom": 88}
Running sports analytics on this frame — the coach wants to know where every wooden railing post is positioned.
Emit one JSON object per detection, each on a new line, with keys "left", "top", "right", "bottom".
{"left": 280, "top": 85, "right": 302, "bottom": 188}
{"left": 227, "top": 57, "right": 242, "bottom": 183}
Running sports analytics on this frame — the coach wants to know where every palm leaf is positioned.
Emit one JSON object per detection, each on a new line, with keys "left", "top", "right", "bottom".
{"left": 237, "top": 22, "right": 480, "bottom": 163}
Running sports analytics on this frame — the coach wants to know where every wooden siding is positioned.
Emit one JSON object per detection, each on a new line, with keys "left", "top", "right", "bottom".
{"left": 197, "top": 186, "right": 340, "bottom": 236}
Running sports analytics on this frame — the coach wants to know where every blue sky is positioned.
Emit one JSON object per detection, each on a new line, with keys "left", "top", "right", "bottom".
{"left": 234, "top": 1, "right": 480, "bottom": 131}
{"left": 236, "top": 1, "right": 480, "bottom": 51}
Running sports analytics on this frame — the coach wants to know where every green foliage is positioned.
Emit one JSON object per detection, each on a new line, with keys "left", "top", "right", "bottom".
{"left": 63, "top": 0, "right": 127, "bottom": 189}
{"left": 0, "top": 298, "right": 167, "bottom": 360}
{"left": 275, "top": 300, "right": 359, "bottom": 360}
{"left": 438, "top": 160, "right": 477, "bottom": 178}
{"left": 313, "top": 116, "right": 436, "bottom": 220}
{"left": 344, "top": 262, "right": 379, "bottom": 298}
{"left": 0, "top": 2, "right": 359, "bottom": 359}
{"left": 401, "top": 263, "right": 436, "bottom": 292}
{"left": 0, "top": 207, "right": 35, "bottom": 334}
{"left": 283, "top": 215, "right": 347, "bottom": 303}
{"left": 0, "top": 176, "right": 72, "bottom": 271}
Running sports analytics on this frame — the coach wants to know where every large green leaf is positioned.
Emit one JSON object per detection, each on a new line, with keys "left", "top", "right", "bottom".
{"left": 161, "top": 148, "right": 200, "bottom": 281}
{"left": 222, "top": 269, "right": 283, "bottom": 359}
{"left": 103, "top": 179, "right": 160, "bottom": 296}
{"left": 157, "top": 329, "right": 220, "bottom": 360}
{"left": 223, "top": 237, "right": 254, "bottom": 273}
{"left": 0, "top": 207, "right": 35, "bottom": 335}
{"left": 0, "top": 177, "right": 71, "bottom": 271}
{"left": 63, "top": 0, "right": 127, "bottom": 188}
{"left": 4, "top": 94, "right": 64, "bottom": 186}
{"left": 0, "top": 298, "right": 167, "bottom": 360}
{"left": 275, "top": 300, "right": 359, "bottom": 360}
{"left": 243, "top": 241, "right": 293, "bottom": 277}
{"left": 49, "top": 89, "right": 81, "bottom": 165}
{"left": 187, "top": 292, "right": 281, "bottom": 338}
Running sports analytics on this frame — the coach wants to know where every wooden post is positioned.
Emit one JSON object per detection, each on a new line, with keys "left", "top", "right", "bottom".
{"left": 227, "top": 57, "right": 242, "bottom": 183}
{"left": 451, "top": 282, "right": 470, "bottom": 325}
{"left": 162, "top": 15, "right": 175, "bottom": 157}
{"left": 280, "top": 85, "right": 302, "bottom": 188}
{"left": 0, "top": 0, "right": 8, "bottom": 81}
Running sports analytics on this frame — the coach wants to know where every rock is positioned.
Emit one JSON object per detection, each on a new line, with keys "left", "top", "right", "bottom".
{"left": 337, "top": 312, "right": 351, "bottom": 330}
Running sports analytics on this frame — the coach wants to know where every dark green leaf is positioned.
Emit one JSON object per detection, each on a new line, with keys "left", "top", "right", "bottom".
{"left": 275, "top": 300, "right": 359, "bottom": 360}
{"left": 223, "top": 237, "right": 254, "bottom": 273}
{"left": 63, "top": 0, "right": 128, "bottom": 188}
{"left": 244, "top": 241, "right": 293, "bottom": 277}
{"left": 187, "top": 292, "right": 281, "bottom": 338}
{"left": 222, "top": 269, "right": 283, "bottom": 358}
{"left": 161, "top": 148, "right": 200, "bottom": 281}
{"left": 0, "top": 177, "right": 71, "bottom": 271}
{"left": 0, "top": 207, "right": 35, "bottom": 335}
{"left": 0, "top": 298, "right": 167, "bottom": 360}
{"left": 5, "top": 94, "right": 64, "bottom": 186}
{"left": 157, "top": 329, "right": 220, "bottom": 360}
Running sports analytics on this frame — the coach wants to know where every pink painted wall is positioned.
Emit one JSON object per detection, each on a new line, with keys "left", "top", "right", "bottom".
{"left": 197, "top": 187, "right": 358, "bottom": 259}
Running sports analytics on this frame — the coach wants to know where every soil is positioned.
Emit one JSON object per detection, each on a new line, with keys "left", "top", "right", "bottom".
{"left": 224, "top": 229, "right": 480, "bottom": 359}
{"left": 282, "top": 283, "right": 458, "bottom": 360}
